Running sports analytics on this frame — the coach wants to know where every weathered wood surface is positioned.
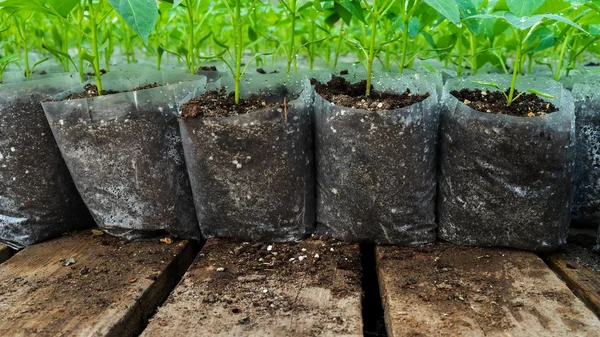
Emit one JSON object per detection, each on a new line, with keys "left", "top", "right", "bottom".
{"left": 0, "top": 244, "right": 11, "bottom": 264}
{"left": 142, "top": 238, "right": 363, "bottom": 337}
{"left": 544, "top": 230, "right": 600, "bottom": 318}
{"left": 377, "top": 244, "right": 600, "bottom": 337}
{"left": 0, "top": 230, "right": 198, "bottom": 337}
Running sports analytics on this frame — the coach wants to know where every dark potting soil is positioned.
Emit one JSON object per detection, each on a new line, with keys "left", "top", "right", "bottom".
{"left": 63, "top": 82, "right": 160, "bottom": 100}
{"left": 199, "top": 65, "right": 217, "bottom": 71}
{"left": 339, "top": 69, "right": 349, "bottom": 75}
{"left": 86, "top": 69, "right": 107, "bottom": 76}
{"left": 585, "top": 62, "right": 599, "bottom": 67}
{"left": 451, "top": 88, "right": 558, "bottom": 117}
{"left": 256, "top": 68, "right": 279, "bottom": 74}
{"left": 180, "top": 88, "right": 288, "bottom": 118}
{"left": 311, "top": 75, "right": 429, "bottom": 112}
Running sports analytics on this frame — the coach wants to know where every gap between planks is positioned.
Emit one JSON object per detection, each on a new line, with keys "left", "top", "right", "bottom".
{"left": 142, "top": 238, "right": 364, "bottom": 337}
{"left": 376, "top": 244, "right": 600, "bottom": 337}
{"left": 0, "top": 230, "right": 199, "bottom": 337}
{"left": 0, "top": 244, "right": 12, "bottom": 264}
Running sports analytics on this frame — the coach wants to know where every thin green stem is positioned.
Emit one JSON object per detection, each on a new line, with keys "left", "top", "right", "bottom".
{"left": 77, "top": 3, "right": 85, "bottom": 82}
{"left": 286, "top": 0, "right": 296, "bottom": 73}
{"left": 366, "top": 12, "right": 378, "bottom": 97}
{"left": 507, "top": 39, "right": 522, "bottom": 106}
{"left": 469, "top": 32, "right": 477, "bottom": 75}
{"left": 89, "top": 0, "right": 103, "bottom": 95}
{"left": 234, "top": 0, "right": 242, "bottom": 104}
{"left": 333, "top": 22, "right": 344, "bottom": 69}
{"left": 457, "top": 26, "right": 464, "bottom": 77}
{"left": 186, "top": 0, "right": 196, "bottom": 74}
{"left": 399, "top": 20, "right": 409, "bottom": 74}
{"left": 555, "top": 35, "right": 569, "bottom": 81}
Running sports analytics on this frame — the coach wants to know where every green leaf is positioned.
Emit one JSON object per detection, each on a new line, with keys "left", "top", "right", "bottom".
{"left": 47, "top": 0, "right": 79, "bottom": 17}
{"left": 341, "top": 0, "right": 365, "bottom": 24}
{"left": 423, "top": 0, "right": 461, "bottom": 25}
{"left": 108, "top": 0, "right": 158, "bottom": 44}
{"left": 506, "top": 0, "right": 545, "bottom": 17}
{"left": 525, "top": 88, "right": 555, "bottom": 98}
{"left": 470, "top": 79, "right": 504, "bottom": 91}
{"left": 333, "top": 2, "right": 352, "bottom": 25}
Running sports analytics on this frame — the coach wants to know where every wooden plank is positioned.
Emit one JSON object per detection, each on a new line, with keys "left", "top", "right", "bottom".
{"left": 0, "top": 230, "right": 198, "bottom": 337}
{"left": 142, "top": 238, "right": 363, "bottom": 337}
{"left": 0, "top": 244, "right": 11, "bottom": 264}
{"left": 544, "top": 229, "right": 600, "bottom": 317}
{"left": 377, "top": 244, "right": 600, "bottom": 337}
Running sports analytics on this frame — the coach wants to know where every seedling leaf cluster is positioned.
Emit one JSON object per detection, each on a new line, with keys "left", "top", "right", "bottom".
{"left": 0, "top": 0, "right": 598, "bottom": 105}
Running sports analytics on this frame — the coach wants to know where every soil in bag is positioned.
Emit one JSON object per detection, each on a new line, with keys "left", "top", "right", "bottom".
{"left": 43, "top": 77, "right": 201, "bottom": 241}
{"left": 179, "top": 80, "right": 314, "bottom": 241}
{"left": 1, "top": 79, "right": 91, "bottom": 249}
{"left": 439, "top": 78, "right": 573, "bottom": 252}
{"left": 312, "top": 75, "right": 438, "bottom": 245}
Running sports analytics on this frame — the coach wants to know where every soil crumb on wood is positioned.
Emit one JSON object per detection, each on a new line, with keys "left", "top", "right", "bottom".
{"left": 311, "top": 75, "right": 429, "bottom": 112}
{"left": 378, "top": 244, "right": 600, "bottom": 336}
{"left": 143, "top": 238, "right": 363, "bottom": 336}
{"left": 180, "top": 88, "right": 286, "bottom": 118}
{"left": 63, "top": 82, "right": 160, "bottom": 100}
{"left": 256, "top": 68, "right": 279, "bottom": 74}
{"left": 451, "top": 88, "right": 558, "bottom": 117}
{"left": 0, "top": 230, "right": 189, "bottom": 336}
{"left": 559, "top": 230, "right": 600, "bottom": 273}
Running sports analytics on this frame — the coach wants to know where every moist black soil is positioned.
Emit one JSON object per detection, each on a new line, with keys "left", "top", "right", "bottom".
{"left": 199, "top": 65, "right": 217, "bottom": 71}
{"left": 180, "top": 88, "right": 286, "bottom": 118}
{"left": 451, "top": 88, "right": 558, "bottom": 117}
{"left": 585, "top": 62, "right": 599, "bottom": 67}
{"left": 63, "top": 82, "right": 159, "bottom": 100}
{"left": 339, "top": 70, "right": 349, "bottom": 75}
{"left": 311, "top": 75, "right": 429, "bottom": 112}
{"left": 256, "top": 68, "right": 279, "bottom": 74}
{"left": 86, "top": 69, "right": 107, "bottom": 76}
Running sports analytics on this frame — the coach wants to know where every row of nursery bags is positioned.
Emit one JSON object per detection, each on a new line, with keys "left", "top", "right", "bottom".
{"left": 0, "top": 69, "right": 598, "bottom": 252}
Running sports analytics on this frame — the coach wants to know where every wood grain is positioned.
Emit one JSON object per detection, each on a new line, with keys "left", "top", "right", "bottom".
{"left": 142, "top": 238, "right": 363, "bottom": 337}
{"left": 377, "top": 245, "right": 600, "bottom": 337}
{"left": 0, "top": 231, "right": 198, "bottom": 337}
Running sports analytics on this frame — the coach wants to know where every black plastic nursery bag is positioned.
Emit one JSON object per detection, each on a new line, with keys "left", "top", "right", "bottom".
{"left": 41, "top": 70, "right": 204, "bottom": 240}
{"left": 438, "top": 75, "right": 575, "bottom": 251}
{"left": 179, "top": 74, "right": 315, "bottom": 241}
{"left": 313, "top": 73, "right": 439, "bottom": 245}
{"left": 571, "top": 83, "right": 600, "bottom": 227}
{"left": 0, "top": 75, "right": 91, "bottom": 249}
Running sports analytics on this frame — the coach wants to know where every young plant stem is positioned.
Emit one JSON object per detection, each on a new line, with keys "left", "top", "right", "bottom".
{"left": 89, "top": 0, "right": 103, "bottom": 95}
{"left": 309, "top": 19, "right": 316, "bottom": 70}
{"left": 399, "top": 20, "right": 409, "bottom": 74}
{"left": 507, "top": 39, "right": 522, "bottom": 106}
{"left": 234, "top": 0, "right": 243, "bottom": 104}
{"left": 555, "top": 35, "right": 570, "bottom": 81}
{"left": 365, "top": 12, "right": 378, "bottom": 97}
{"left": 333, "top": 22, "right": 344, "bottom": 69}
{"left": 186, "top": 0, "right": 196, "bottom": 74}
{"left": 457, "top": 26, "right": 464, "bottom": 77}
{"left": 286, "top": 0, "right": 296, "bottom": 73}
{"left": 62, "top": 20, "right": 70, "bottom": 72}
{"left": 77, "top": 4, "right": 85, "bottom": 82}
{"left": 469, "top": 32, "right": 477, "bottom": 75}
{"left": 528, "top": 54, "right": 533, "bottom": 74}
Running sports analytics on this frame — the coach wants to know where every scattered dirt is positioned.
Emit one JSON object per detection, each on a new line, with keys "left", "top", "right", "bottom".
{"left": 39, "top": 70, "right": 47, "bottom": 75}
{"left": 585, "top": 62, "right": 599, "bottom": 67}
{"left": 63, "top": 82, "right": 159, "bottom": 100}
{"left": 199, "top": 65, "right": 217, "bottom": 71}
{"left": 0, "top": 230, "right": 186, "bottom": 336}
{"left": 148, "top": 238, "right": 362, "bottom": 336}
{"left": 86, "top": 69, "right": 107, "bottom": 76}
{"left": 557, "top": 230, "right": 600, "bottom": 273}
{"left": 180, "top": 88, "right": 287, "bottom": 118}
{"left": 311, "top": 75, "right": 429, "bottom": 112}
{"left": 339, "top": 70, "right": 349, "bottom": 75}
{"left": 451, "top": 88, "right": 558, "bottom": 117}
{"left": 378, "top": 244, "right": 589, "bottom": 335}
{"left": 256, "top": 68, "right": 279, "bottom": 74}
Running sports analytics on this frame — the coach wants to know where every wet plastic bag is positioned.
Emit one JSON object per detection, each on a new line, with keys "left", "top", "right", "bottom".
{"left": 571, "top": 83, "right": 600, "bottom": 227}
{"left": 41, "top": 70, "right": 205, "bottom": 240}
{"left": 178, "top": 74, "right": 315, "bottom": 241}
{"left": 0, "top": 75, "right": 91, "bottom": 249}
{"left": 313, "top": 73, "right": 439, "bottom": 245}
{"left": 438, "top": 75, "right": 575, "bottom": 251}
